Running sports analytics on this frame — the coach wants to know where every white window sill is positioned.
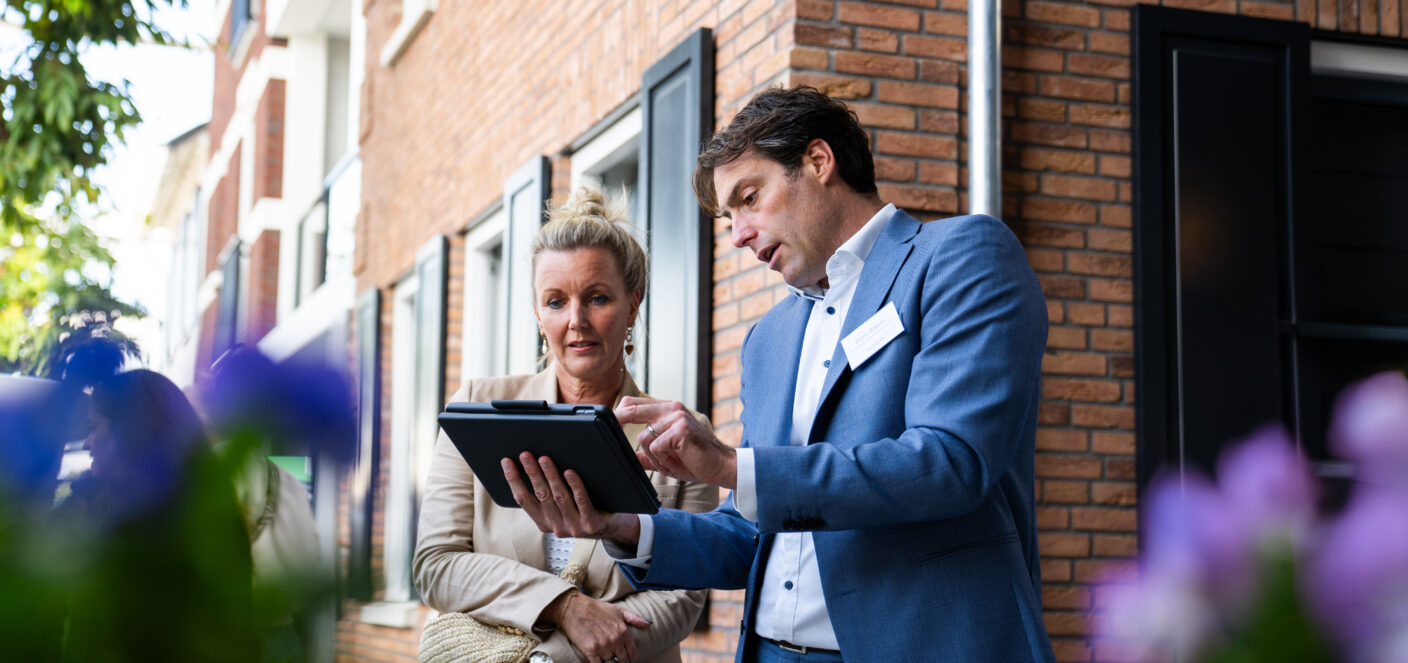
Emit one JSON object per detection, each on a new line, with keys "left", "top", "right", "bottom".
{"left": 359, "top": 601, "right": 423, "bottom": 629}
{"left": 379, "top": 5, "right": 434, "bottom": 67}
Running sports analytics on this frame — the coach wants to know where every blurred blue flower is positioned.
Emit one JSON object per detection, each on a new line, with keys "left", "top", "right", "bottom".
{"left": 202, "top": 347, "right": 355, "bottom": 465}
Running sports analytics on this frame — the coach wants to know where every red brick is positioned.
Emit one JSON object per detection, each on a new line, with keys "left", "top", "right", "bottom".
{"left": 1099, "top": 155, "right": 1131, "bottom": 178}
{"left": 857, "top": 27, "right": 900, "bottom": 52}
{"left": 1018, "top": 98, "right": 1067, "bottom": 122}
{"left": 1006, "top": 22, "right": 1086, "bottom": 49}
{"left": 1038, "top": 506, "right": 1071, "bottom": 529}
{"left": 1073, "top": 507, "right": 1136, "bottom": 531}
{"left": 1018, "top": 223, "right": 1086, "bottom": 248}
{"left": 1243, "top": 0, "right": 1298, "bottom": 17}
{"left": 1004, "top": 45, "right": 1067, "bottom": 72}
{"left": 1043, "top": 351, "right": 1107, "bottom": 376}
{"left": 1038, "top": 427, "right": 1090, "bottom": 451}
{"left": 902, "top": 34, "right": 967, "bottom": 61}
{"left": 1027, "top": 0, "right": 1103, "bottom": 26}
{"left": 1107, "top": 457, "right": 1136, "bottom": 479}
{"left": 1086, "top": 228, "right": 1129, "bottom": 253}
{"left": 1041, "top": 402, "right": 1071, "bottom": 425}
{"left": 876, "top": 131, "right": 958, "bottom": 158}
{"left": 1042, "top": 174, "right": 1119, "bottom": 201}
{"left": 1100, "top": 204, "right": 1132, "bottom": 228}
{"left": 1091, "top": 431, "right": 1135, "bottom": 455}
{"left": 1022, "top": 148, "right": 1097, "bottom": 174}
{"left": 1092, "top": 482, "right": 1137, "bottom": 507}
{"left": 1072, "top": 405, "right": 1135, "bottom": 429}
{"left": 1048, "top": 326, "right": 1086, "bottom": 349}
{"left": 851, "top": 103, "right": 917, "bottom": 129}
{"left": 1027, "top": 247, "right": 1066, "bottom": 272}
{"left": 1090, "top": 129, "right": 1131, "bottom": 153}
{"left": 1108, "top": 305, "right": 1133, "bottom": 328}
{"left": 1012, "top": 122, "right": 1089, "bottom": 148}
{"left": 1043, "top": 611, "right": 1090, "bottom": 636}
{"left": 1052, "top": 639, "right": 1093, "bottom": 663}
{"left": 1069, "top": 253, "right": 1132, "bottom": 277}
{"left": 919, "top": 162, "right": 959, "bottom": 186}
{"left": 1089, "top": 278, "right": 1133, "bottom": 303}
{"left": 1066, "top": 303, "right": 1105, "bottom": 327}
{"left": 1003, "top": 70, "right": 1039, "bottom": 94}
{"left": 1043, "top": 479, "right": 1091, "bottom": 504}
{"left": 1092, "top": 533, "right": 1138, "bottom": 557}
{"left": 1078, "top": 558, "right": 1137, "bottom": 583}
{"left": 1089, "top": 31, "right": 1131, "bottom": 55}
{"left": 1044, "top": 585, "right": 1092, "bottom": 610}
{"left": 1044, "top": 377, "right": 1122, "bottom": 402}
{"left": 1069, "top": 53, "right": 1131, "bottom": 79}
{"left": 1165, "top": 0, "right": 1237, "bottom": 11}
{"left": 798, "top": 0, "right": 835, "bottom": 20}
{"left": 919, "top": 59, "right": 961, "bottom": 84}
{"left": 1070, "top": 104, "right": 1132, "bottom": 128}
{"left": 1091, "top": 329, "right": 1133, "bottom": 352}
{"left": 797, "top": 23, "right": 853, "bottom": 48}
{"left": 1042, "top": 559, "right": 1073, "bottom": 582}
{"left": 1110, "top": 356, "right": 1134, "bottom": 379}
{"left": 839, "top": 2, "right": 922, "bottom": 30}
{"left": 874, "top": 157, "right": 917, "bottom": 182}
{"left": 1037, "top": 455, "right": 1103, "bottom": 480}
{"left": 1040, "top": 533, "right": 1092, "bottom": 557}
{"left": 1105, "top": 8, "right": 1130, "bottom": 30}
{"left": 1004, "top": 171, "right": 1040, "bottom": 194}
{"left": 788, "top": 72, "right": 873, "bottom": 99}
{"left": 1021, "top": 199, "right": 1097, "bottom": 225}
{"left": 1047, "top": 300, "right": 1066, "bottom": 324}
{"left": 877, "top": 80, "right": 960, "bottom": 107}
{"left": 877, "top": 184, "right": 959, "bottom": 213}
{"left": 1040, "top": 275, "right": 1086, "bottom": 299}
{"left": 1042, "top": 75, "right": 1118, "bottom": 102}
{"left": 835, "top": 51, "right": 918, "bottom": 78}
{"left": 924, "top": 10, "right": 968, "bottom": 35}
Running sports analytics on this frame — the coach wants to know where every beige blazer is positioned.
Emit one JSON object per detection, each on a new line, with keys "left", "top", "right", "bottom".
{"left": 413, "top": 367, "right": 719, "bottom": 663}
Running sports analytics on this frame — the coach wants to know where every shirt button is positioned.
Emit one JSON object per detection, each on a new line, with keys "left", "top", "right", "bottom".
{"left": 826, "top": 306, "right": 835, "bottom": 315}
{"left": 823, "top": 360, "right": 831, "bottom": 368}
{"left": 785, "top": 581, "right": 794, "bottom": 590}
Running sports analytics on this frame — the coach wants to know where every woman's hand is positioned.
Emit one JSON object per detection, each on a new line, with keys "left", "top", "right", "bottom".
{"left": 502, "top": 454, "right": 641, "bottom": 546}
{"left": 547, "top": 590, "right": 651, "bottom": 663}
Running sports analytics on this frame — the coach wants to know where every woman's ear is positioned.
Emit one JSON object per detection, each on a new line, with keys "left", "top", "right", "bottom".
{"left": 629, "top": 291, "right": 642, "bottom": 322}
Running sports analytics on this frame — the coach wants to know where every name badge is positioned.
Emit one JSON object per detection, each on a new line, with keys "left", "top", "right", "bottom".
{"left": 840, "top": 301, "right": 904, "bottom": 371}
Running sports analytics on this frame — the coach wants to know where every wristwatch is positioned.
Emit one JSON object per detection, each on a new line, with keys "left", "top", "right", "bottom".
{"left": 529, "top": 653, "right": 553, "bottom": 663}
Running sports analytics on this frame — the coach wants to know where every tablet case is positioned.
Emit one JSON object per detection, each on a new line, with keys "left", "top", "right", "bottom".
{"left": 437, "top": 400, "right": 660, "bottom": 514}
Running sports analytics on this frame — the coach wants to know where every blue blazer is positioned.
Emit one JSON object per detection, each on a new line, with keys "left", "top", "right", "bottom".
{"left": 622, "top": 211, "right": 1055, "bottom": 662}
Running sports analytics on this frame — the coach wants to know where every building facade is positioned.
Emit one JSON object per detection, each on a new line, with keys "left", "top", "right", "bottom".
{"left": 177, "top": 0, "right": 1408, "bottom": 661}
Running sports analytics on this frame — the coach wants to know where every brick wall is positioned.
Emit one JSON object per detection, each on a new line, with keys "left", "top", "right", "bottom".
{"left": 345, "top": 1, "right": 1404, "bottom": 662}
{"left": 245, "top": 229, "right": 281, "bottom": 343}
{"left": 210, "top": 3, "right": 281, "bottom": 155}
{"left": 254, "top": 80, "right": 286, "bottom": 201}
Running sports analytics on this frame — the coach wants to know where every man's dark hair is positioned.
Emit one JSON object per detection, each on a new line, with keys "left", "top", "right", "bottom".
{"left": 692, "top": 85, "right": 877, "bottom": 218}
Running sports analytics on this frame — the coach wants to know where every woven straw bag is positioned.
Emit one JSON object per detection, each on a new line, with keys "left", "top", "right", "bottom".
{"left": 418, "top": 538, "right": 595, "bottom": 663}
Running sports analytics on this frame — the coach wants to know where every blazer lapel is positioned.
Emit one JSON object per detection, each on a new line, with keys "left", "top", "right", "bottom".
{"left": 812, "top": 211, "right": 922, "bottom": 429}
{"left": 749, "top": 297, "right": 812, "bottom": 449}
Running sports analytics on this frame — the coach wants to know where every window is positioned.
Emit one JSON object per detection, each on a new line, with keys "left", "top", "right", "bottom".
{"left": 231, "top": 0, "right": 253, "bottom": 54}
{"left": 461, "top": 207, "right": 508, "bottom": 380}
{"left": 383, "top": 276, "right": 418, "bottom": 602}
{"left": 1133, "top": 8, "right": 1408, "bottom": 500}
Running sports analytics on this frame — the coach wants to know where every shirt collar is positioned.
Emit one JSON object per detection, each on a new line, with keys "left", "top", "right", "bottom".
{"left": 787, "top": 203, "right": 898, "bottom": 301}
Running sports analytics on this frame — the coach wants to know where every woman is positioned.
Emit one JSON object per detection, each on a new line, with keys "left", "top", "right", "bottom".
{"left": 414, "top": 187, "right": 717, "bottom": 663}
{"left": 63, "top": 369, "right": 257, "bottom": 662}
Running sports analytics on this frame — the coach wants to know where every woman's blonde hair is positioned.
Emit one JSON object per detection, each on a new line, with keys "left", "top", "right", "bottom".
{"left": 531, "top": 186, "right": 648, "bottom": 300}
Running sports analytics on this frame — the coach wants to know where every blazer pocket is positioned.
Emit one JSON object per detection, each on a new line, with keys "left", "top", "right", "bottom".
{"left": 915, "top": 531, "right": 1018, "bottom": 565}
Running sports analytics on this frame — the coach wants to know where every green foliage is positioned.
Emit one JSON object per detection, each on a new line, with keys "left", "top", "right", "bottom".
{"left": 0, "top": 0, "right": 189, "bottom": 375}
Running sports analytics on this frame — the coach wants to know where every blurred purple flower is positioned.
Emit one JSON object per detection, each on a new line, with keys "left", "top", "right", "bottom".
{"left": 202, "top": 347, "right": 355, "bottom": 464}
{"left": 1331, "top": 371, "right": 1408, "bottom": 485}
{"left": 1098, "top": 567, "right": 1217, "bottom": 662}
{"left": 1217, "top": 425, "right": 1317, "bottom": 550}
{"left": 1307, "top": 487, "right": 1408, "bottom": 662}
{"left": 1143, "top": 470, "right": 1256, "bottom": 608}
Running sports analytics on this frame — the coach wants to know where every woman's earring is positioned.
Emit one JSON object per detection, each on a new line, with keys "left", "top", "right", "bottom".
{"left": 625, "top": 327, "right": 635, "bottom": 356}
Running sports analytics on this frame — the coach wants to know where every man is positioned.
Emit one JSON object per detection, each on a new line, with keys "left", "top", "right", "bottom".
{"left": 507, "top": 86, "right": 1055, "bottom": 662}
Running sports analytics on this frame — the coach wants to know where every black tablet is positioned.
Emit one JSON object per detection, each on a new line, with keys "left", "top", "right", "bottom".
{"left": 437, "top": 400, "right": 660, "bottom": 514}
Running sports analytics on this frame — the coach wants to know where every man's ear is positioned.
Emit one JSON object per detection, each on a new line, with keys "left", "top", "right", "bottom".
{"left": 805, "top": 138, "right": 837, "bottom": 185}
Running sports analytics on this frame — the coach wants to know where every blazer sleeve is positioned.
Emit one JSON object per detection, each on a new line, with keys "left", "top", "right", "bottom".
{"left": 412, "top": 389, "right": 575, "bottom": 636}
{"left": 751, "top": 215, "right": 1049, "bottom": 532}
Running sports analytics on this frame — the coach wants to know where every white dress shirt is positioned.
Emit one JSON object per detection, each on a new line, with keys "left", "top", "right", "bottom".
{"left": 610, "top": 204, "right": 897, "bottom": 650}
